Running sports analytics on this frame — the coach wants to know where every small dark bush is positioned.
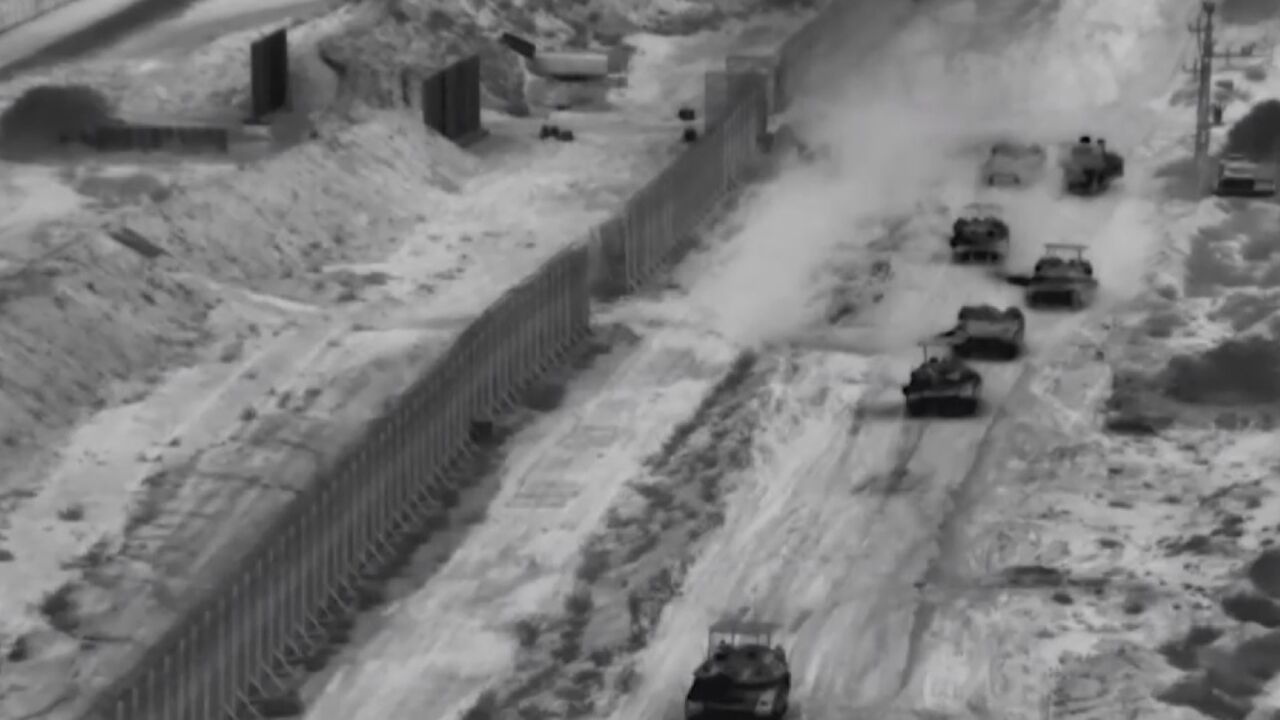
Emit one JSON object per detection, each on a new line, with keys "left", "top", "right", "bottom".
{"left": 1158, "top": 674, "right": 1251, "bottom": 719}
{"left": 0, "top": 85, "right": 116, "bottom": 160}
{"left": 38, "top": 583, "right": 79, "bottom": 633}
{"left": 461, "top": 690, "right": 499, "bottom": 720}
{"left": 1250, "top": 549, "right": 1280, "bottom": 598}
{"left": 5, "top": 635, "right": 29, "bottom": 662}
{"left": 1159, "top": 625, "right": 1223, "bottom": 670}
{"left": 1223, "top": 593, "right": 1280, "bottom": 627}
{"left": 1160, "top": 337, "right": 1280, "bottom": 404}
{"left": 1219, "top": 0, "right": 1280, "bottom": 25}
{"left": 522, "top": 381, "right": 565, "bottom": 412}
{"left": 1225, "top": 100, "right": 1280, "bottom": 162}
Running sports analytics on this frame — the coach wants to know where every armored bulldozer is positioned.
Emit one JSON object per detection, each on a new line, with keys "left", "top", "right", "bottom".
{"left": 686, "top": 620, "right": 791, "bottom": 719}
{"left": 950, "top": 215, "right": 1010, "bottom": 264}
{"left": 902, "top": 342, "right": 983, "bottom": 417}
{"left": 1061, "top": 135, "right": 1124, "bottom": 195}
{"left": 938, "top": 304, "right": 1026, "bottom": 360}
{"left": 1026, "top": 243, "right": 1098, "bottom": 309}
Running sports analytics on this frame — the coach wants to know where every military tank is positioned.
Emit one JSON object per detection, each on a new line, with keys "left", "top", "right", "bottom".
{"left": 938, "top": 304, "right": 1026, "bottom": 360}
{"left": 1061, "top": 135, "right": 1124, "bottom": 196}
{"left": 685, "top": 620, "right": 791, "bottom": 719}
{"left": 1026, "top": 243, "right": 1098, "bottom": 309}
{"left": 902, "top": 342, "right": 983, "bottom": 417}
{"left": 950, "top": 215, "right": 1010, "bottom": 264}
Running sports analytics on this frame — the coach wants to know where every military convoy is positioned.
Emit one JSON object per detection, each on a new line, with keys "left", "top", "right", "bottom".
{"left": 685, "top": 620, "right": 791, "bottom": 719}
{"left": 687, "top": 132, "right": 1124, "bottom": 712}
{"left": 908, "top": 134, "right": 1118, "bottom": 418}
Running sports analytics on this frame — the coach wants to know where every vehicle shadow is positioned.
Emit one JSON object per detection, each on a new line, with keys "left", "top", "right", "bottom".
{"left": 854, "top": 397, "right": 993, "bottom": 422}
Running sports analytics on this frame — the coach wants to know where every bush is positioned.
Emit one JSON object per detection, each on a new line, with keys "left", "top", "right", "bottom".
{"left": 1219, "top": 0, "right": 1280, "bottom": 25}
{"left": 38, "top": 582, "right": 79, "bottom": 633}
{"left": 0, "top": 85, "right": 116, "bottom": 160}
{"left": 1160, "top": 337, "right": 1280, "bottom": 404}
{"left": 1225, "top": 100, "right": 1280, "bottom": 162}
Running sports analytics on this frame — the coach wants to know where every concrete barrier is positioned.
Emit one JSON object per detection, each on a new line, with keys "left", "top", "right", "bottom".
{"left": 74, "top": 1, "right": 865, "bottom": 716}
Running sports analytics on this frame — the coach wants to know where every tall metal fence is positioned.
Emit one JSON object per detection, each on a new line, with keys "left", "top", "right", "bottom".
{"left": 249, "top": 28, "right": 289, "bottom": 119}
{"left": 81, "top": 247, "right": 590, "bottom": 720}
{"left": 595, "top": 73, "right": 769, "bottom": 293}
{"left": 72, "top": 0, "right": 861, "bottom": 716}
{"left": 420, "top": 54, "right": 484, "bottom": 144}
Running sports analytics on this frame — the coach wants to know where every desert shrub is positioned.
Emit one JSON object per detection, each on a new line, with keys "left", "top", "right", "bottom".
{"left": 1225, "top": 99, "right": 1280, "bottom": 162}
{"left": 1160, "top": 337, "right": 1280, "bottom": 404}
{"left": 1251, "top": 549, "right": 1280, "bottom": 598}
{"left": 1219, "top": 0, "right": 1280, "bottom": 25}
{"left": 0, "top": 85, "right": 115, "bottom": 160}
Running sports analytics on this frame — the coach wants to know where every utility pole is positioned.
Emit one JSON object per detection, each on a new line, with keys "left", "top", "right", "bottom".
{"left": 1185, "top": 1, "right": 1247, "bottom": 191}
{"left": 1187, "top": 1, "right": 1216, "bottom": 174}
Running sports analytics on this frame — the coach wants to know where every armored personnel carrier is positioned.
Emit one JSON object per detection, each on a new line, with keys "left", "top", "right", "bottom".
{"left": 938, "top": 304, "right": 1026, "bottom": 360}
{"left": 1026, "top": 243, "right": 1098, "bottom": 309}
{"left": 982, "top": 140, "right": 1047, "bottom": 187}
{"left": 1061, "top": 135, "right": 1124, "bottom": 195}
{"left": 685, "top": 620, "right": 791, "bottom": 719}
{"left": 902, "top": 342, "right": 983, "bottom": 417}
{"left": 950, "top": 214, "right": 1010, "bottom": 264}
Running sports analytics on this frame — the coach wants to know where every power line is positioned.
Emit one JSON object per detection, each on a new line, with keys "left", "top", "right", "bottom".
{"left": 1184, "top": 1, "right": 1251, "bottom": 191}
{"left": 1187, "top": 1, "right": 1216, "bottom": 186}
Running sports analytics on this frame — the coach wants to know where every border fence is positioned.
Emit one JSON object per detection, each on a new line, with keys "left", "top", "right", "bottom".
{"left": 74, "top": 0, "right": 854, "bottom": 717}
{"left": 421, "top": 54, "right": 485, "bottom": 144}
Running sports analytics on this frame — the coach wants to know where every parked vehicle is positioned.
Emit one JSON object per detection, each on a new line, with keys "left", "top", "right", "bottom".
{"left": 1215, "top": 153, "right": 1278, "bottom": 197}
